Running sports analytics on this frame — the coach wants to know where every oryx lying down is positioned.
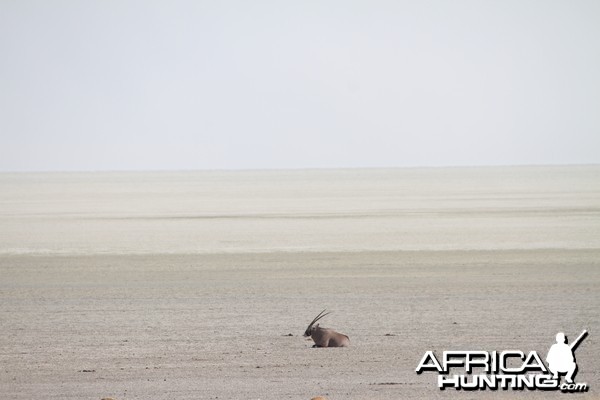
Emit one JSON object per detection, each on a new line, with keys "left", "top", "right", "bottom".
{"left": 304, "top": 310, "right": 350, "bottom": 347}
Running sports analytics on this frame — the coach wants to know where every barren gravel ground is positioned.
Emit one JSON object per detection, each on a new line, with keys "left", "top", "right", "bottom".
{"left": 1, "top": 250, "right": 599, "bottom": 399}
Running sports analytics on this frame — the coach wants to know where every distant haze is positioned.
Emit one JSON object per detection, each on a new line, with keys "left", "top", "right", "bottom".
{"left": 1, "top": 0, "right": 599, "bottom": 171}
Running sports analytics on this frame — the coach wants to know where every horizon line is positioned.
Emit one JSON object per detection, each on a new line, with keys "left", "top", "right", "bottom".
{"left": 0, "top": 162, "right": 599, "bottom": 174}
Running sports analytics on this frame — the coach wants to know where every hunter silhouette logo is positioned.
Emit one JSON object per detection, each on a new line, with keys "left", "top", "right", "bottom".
{"left": 546, "top": 330, "right": 587, "bottom": 384}
{"left": 416, "top": 330, "right": 588, "bottom": 393}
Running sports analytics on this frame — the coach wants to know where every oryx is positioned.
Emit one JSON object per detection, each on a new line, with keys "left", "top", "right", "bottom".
{"left": 303, "top": 310, "right": 350, "bottom": 348}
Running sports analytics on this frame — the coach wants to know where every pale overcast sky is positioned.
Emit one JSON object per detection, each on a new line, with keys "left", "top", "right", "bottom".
{"left": 1, "top": 1, "right": 599, "bottom": 171}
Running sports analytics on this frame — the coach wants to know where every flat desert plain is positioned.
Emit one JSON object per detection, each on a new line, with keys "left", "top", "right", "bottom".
{"left": 1, "top": 166, "right": 599, "bottom": 399}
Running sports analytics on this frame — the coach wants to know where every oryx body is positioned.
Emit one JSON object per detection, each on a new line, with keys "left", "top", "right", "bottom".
{"left": 304, "top": 310, "right": 350, "bottom": 348}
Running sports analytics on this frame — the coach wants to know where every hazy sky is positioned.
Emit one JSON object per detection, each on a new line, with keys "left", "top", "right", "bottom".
{"left": 1, "top": 1, "right": 599, "bottom": 171}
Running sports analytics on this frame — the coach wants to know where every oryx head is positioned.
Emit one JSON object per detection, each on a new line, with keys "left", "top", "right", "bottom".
{"left": 304, "top": 309, "right": 331, "bottom": 337}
